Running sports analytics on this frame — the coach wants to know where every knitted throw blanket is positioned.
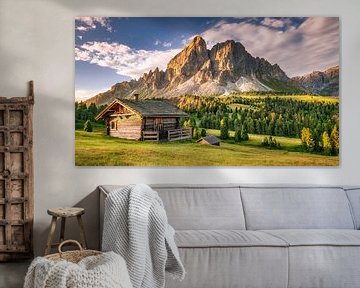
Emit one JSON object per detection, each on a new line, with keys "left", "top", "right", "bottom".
{"left": 24, "top": 251, "right": 133, "bottom": 288}
{"left": 102, "top": 184, "right": 185, "bottom": 288}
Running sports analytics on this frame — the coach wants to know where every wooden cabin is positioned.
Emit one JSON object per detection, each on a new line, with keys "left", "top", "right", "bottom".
{"left": 96, "top": 98, "right": 192, "bottom": 141}
{"left": 196, "top": 135, "right": 221, "bottom": 146}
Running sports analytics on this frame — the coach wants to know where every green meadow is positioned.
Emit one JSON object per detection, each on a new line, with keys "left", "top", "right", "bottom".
{"left": 75, "top": 125, "right": 338, "bottom": 166}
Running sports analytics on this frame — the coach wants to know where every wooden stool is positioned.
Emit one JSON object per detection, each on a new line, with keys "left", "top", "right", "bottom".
{"left": 45, "top": 207, "right": 87, "bottom": 255}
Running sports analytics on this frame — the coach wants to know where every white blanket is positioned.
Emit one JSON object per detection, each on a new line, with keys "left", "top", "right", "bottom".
{"left": 102, "top": 184, "right": 185, "bottom": 288}
{"left": 24, "top": 251, "right": 132, "bottom": 288}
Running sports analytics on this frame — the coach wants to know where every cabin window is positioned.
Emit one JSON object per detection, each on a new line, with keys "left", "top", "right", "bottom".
{"left": 111, "top": 121, "right": 115, "bottom": 129}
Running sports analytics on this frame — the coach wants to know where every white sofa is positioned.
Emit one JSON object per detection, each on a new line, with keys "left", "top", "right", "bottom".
{"left": 99, "top": 185, "right": 360, "bottom": 288}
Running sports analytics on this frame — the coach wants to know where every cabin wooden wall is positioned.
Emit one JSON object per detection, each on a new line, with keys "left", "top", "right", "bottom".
{"left": 109, "top": 115, "right": 180, "bottom": 140}
{"left": 109, "top": 115, "right": 142, "bottom": 140}
{"left": 143, "top": 117, "right": 177, "bottom": 131}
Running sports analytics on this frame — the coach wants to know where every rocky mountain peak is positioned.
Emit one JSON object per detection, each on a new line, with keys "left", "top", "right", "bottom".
{"left": 166, "top": 36, "right": 210, "bottom": 84}
{"left": 191, "top": 35, "right": 207, "bottom": 47}
{"left": 209, "top": 39, "right": 251, "bottom": 82}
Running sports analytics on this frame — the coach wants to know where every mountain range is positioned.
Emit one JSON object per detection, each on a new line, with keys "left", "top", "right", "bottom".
{"left": 84, "top": 36, "right": 339, "bottom": 106}
{"left": 291, "top": 65, "right": 339, "bottom": 96}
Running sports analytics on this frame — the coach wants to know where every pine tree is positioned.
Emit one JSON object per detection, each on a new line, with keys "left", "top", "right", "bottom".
{"left": 247, "top": 118, "right": 255, "bottom": 134}
{"left": 240, "top": 125, "right": 249, "bottom": 141}
{"left": 330, "top": 125, "right": 339, "bottom": 155}
{"left": 220, "top": 118, "right": 229, "bottom": 139}
{"left": 178, "top": 117, "right": 186, "bottom": 127}
{"left": 322, "top": 131, "right": 332, "bottom": 155}
{"left": 193, "top": 127, "right": 201, "bottom": 139}
{"left": 201, "top": 128, "right": 207, "bottom": 137}
{"left": 83, "top": 120, "right": 93, "bottom": 132}
{"left": 301, "top": 127, "right": 315, "bottom": 152}
{"left": 88, "top": 103, "right": 98, "bottom": 121}
{"left": 312, "top": 130, "right": 321, "bottom": 152}
{"left": 234, "top": 127, "right": 242, "bottom": 143}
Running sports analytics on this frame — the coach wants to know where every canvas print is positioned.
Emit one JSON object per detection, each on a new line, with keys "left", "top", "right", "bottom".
{"left": 75, "top": 17, "right": 339, "bottom": 166}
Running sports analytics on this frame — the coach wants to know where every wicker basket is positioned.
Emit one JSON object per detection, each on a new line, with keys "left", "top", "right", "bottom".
{"left": 45, "top": 240, "right": 102, "bottom": 263}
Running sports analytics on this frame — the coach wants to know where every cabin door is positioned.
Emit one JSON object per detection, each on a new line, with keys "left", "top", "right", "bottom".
{"left": 154, "top": 118, "right": 163, "bottom": 131}
{"left": 154, "top": 118, "right": 168, "bottom": 140}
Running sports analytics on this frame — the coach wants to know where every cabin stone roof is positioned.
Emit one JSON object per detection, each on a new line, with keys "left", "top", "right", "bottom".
{"left": 197, "top": 135, "right": 221, "bottom": 145}
{"left": 120, "top": 99, "right": 188, "bottom": 117}
{"left": 96, "top": 98, "right": 188, "bottom": 120}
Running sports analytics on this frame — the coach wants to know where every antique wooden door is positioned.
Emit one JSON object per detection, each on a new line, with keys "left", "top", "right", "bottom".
{"left": 0, "top": 81, "right": 34, "bottom": 261}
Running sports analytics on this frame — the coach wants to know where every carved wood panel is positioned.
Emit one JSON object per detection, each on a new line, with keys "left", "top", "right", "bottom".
{"left": 0, "top": 81, "right": 34, "bottom": 261}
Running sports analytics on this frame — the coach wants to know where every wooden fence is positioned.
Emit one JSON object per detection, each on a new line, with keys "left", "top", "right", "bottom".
{"left": 167, "top": 128, "right": 192, "bottom": 141}
{"left": 142, "top": 131, "right": 159, "bottom": 141}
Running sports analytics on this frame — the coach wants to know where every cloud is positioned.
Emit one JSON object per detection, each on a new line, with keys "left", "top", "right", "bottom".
{"left": 75, "top": 88, "right": 107, "bottom": 101}
{"left": 181, "top": 38, "right": 189, "bottom": 45}
{"left": 154, "top": 40, "right": 173, "bottom": 48}
{"left": 75, "top": 17, "right": 112, "bottom": 32}
{"left": 163, "top": 41, "right": 172, "bottom": 47}
{"left": 261, "top": 18, "right": 292, "bottom": 29}
{"left": 75, "top": 42, "right": 181, "bottom": 79}
{"left": 200, "top": 17, "right": 339, "bottom": 77}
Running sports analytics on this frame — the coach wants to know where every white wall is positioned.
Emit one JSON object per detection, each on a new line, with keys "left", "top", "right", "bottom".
{"left": 0, "top": 0, "right": 359, "bottom": 256}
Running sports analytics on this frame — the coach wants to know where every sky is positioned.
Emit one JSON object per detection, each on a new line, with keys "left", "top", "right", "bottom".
{"left": 75, "top": 17, "right": 339, "bottom": 101}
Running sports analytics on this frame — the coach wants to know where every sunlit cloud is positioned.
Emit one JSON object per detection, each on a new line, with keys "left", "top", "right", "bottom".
{"left": 75, "top": 88, "right": 107, "bottom": 101}
{"left": 75, "top": 17, "right": 112, "bottom": 32}
{"left": 260, "top": 17, "right": 295, "bottom": 29}
{"left": 75, "top": 41, "right": 181, "bottom": 79}
{"left": 200, "top": 17, "right": 339, "bottom": 76}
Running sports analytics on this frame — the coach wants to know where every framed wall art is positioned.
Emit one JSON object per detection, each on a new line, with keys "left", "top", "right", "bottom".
{"left": 75, "top": 17, "right": 339, "bottom": 166}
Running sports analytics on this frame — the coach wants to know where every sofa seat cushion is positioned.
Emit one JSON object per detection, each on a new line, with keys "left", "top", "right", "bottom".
{"left": 262, "top": 229, "right": 360, "bottom": 246}
{"left": 175, "top": 230, "right": 288, "bottom": 248}
{"left": 165, "top": 246, "right": 289, "bottom": 288}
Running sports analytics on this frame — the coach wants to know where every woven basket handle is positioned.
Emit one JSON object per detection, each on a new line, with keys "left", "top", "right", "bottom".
{"left": 58, "top": 240, "right": 83, "bottom": 255}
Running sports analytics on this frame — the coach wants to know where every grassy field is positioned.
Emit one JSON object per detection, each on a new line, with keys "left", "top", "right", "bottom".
{"left": 206, "top": 129, "right": 304, "bottom": 152}
{"left": 75, "top": 125, "right": 339, "bottom": 166}
{"left": 229, "top": 94, "right": 339, "bottom": 103}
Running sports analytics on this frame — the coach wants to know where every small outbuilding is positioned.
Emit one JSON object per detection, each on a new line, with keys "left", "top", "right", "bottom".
{"left": 196, "top": 135, "right": 221, "bottom": 146}
{"left": 96, "top": 97, "right": 191, "bottom": 141}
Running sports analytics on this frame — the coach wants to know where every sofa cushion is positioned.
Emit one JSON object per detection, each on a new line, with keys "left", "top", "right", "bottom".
{"left": 153, "top": 186, "right": 246, "bottom": 230}
{"left": 100, "top": 185, "right": 246, "bottom": 230}
{"left": 175, "top": 230, "right": 288, "bottom": 248}
{"left": 261, "top": 230, "right": 360, "bottom": 287}
{"left": 287, "top": 246, "right": 360, "bottom": 288}
{"left": 262, "top": 229, "right": 360, "bottom": 246}
{"left": 165, "top": 246, "right": 289, "bottom": 288}
{"left": 345, "top": 188, "right": 360, "bottom": 229}
{"left": 241, "top": 187, "right": 355, "bottom": 230}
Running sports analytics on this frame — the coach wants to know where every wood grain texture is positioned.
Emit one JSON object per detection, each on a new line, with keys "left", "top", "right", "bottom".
{"left": 0, "top": 81, "right": 34, "bottom": 261}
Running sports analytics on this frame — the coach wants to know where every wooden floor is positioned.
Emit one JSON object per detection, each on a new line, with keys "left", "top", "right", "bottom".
{"left": 0, "top": 261, "right": 30, "bottom": 288}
